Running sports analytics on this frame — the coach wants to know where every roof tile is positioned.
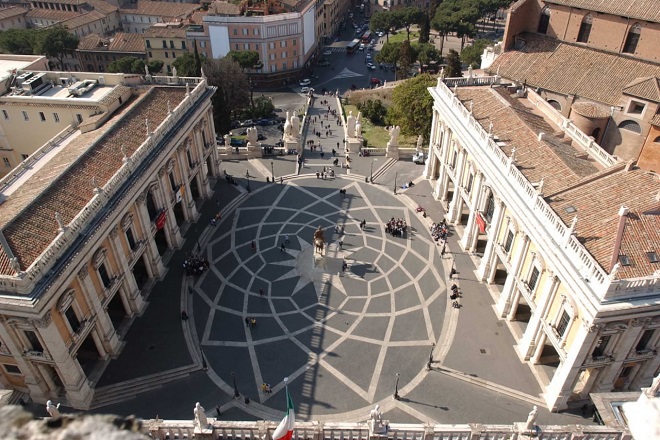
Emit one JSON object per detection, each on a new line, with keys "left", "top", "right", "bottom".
{"left": 544, "top": 0, "right": 660, "bottom": 24}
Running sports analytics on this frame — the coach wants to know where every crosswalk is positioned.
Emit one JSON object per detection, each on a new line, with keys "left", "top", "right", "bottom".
{"left": 325, "top": 46, "right": 347, "bottom": 53}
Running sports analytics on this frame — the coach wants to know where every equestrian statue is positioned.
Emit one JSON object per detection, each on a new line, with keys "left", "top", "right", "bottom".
{"left": 313, "top": 225, "right": 326, "bottom": 255}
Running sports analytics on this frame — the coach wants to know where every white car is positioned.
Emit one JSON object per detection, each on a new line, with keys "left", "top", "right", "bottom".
{"left": 322, "top": 49, "right": 332, "bottom": 56}
{"left": 378, "top": 31, "right": 384, "bottom": 37}
{"left": 299, "top": 79, "right": 311, "bottom": 86}
{"left": 301, "top": 87, "right": 314, "bottom": 94}
{"left": 412, "top": 151, "right": 425, "bottom": 164}
{"left": 366, "top": 62, "right": 376, "bottom": 70}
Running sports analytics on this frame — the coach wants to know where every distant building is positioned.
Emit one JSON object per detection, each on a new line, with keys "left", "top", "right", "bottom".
{"left": 119, "top": 0, "right": 201, "bottom": 34}
{"left": 25, "top": 0, "right": 121, "bottom": 36}
{"left": 76, "top": 32, "right": 146, "bottom": 72}
{"left": 486, "top": 0, "right": 660, "bottom": 170}
{"left": 0, "top": 6, "right": 28, "bottom": 30}
{"left": 0, "top": 65, "right": 219, "bottom": 408}
{"left": 144, "top": 22, "right": 190, "bottom": 75}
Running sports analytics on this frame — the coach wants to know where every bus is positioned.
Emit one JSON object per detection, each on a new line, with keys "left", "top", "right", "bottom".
{"left": 346, "top": 39, "right": 360, "bottom": 53}
{"left": 361, "top": 31, "right": 372, "bottom": 44}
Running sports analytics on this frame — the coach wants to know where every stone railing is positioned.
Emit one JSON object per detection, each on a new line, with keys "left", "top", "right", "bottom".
{"left": 17, "top": 80, "right": 209, "bottom": 292}
{"left": 429, "top": 79, "right": 610, "bottom": 301}
{"left": 442, "top": 75, "right": 501, "bottom": 88}
{"left": 142, "top": 420, "right": 629, "bottom": 440}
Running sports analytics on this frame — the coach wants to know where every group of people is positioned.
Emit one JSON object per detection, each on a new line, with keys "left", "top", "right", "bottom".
{"left": 244, "top": 317, "right": 257, "bottom": 328}
{"left": 209, "top": 212, "right": 221, "bottom": 226}
{"left": 385, "top": 218, "right": 407, "bottom": 237}
{"left": 316, "top": 167, "right": 335, "bottom": 179}
{"left": 430, "top": 221, "right": 448, "bottom": 242}
{"left": 183, "top": 254, "right": 210, "bottom": 276}
{"left": 261, "top": 383, "right": 272, "bottom": 394}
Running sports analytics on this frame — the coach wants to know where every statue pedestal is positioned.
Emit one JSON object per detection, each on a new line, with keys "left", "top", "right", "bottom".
{"left": 194, "top": 427, "right": 214, "bottom": 439}
{"left": 247, "top": 142, "right": 262, "bottom": 158}
{"left": 346, "top": 137, "right": 362, "bottom": 154}
{"left": 386, "top": 141, "right": 399, "bottom": 160}
{"left": 514, "top": 422, "right": 533, "bottom": 434}
{"left": 368, "top": 420, "right": 389, "bottom": 436}
{"left": 284, "top": 138, "right": 299, "bottom": 152}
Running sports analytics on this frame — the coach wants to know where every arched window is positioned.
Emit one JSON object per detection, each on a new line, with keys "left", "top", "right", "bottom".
{"left": 623, "top": 23, "right": 641, "bottom": 54}
{"left": 618, "top": 120, "right": 642, "bottom": 134}
{"left": 577, "top": 14, "right": 592, "bottom": 43}
{"left": 653, "top": 135, "right": 660, "bottom": 143}
{"left": 538, "top": 6, "right": 550, "bottom": 34}
{"left": 547, "top": 99, "right": 562, "bottom": 111}
{"left": 591, "top": 127, "right": 601, "bottom": 139}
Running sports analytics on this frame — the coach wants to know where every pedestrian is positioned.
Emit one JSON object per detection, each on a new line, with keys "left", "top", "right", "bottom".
{"left": 320, "top": 152, "right": 325, "bottom": 159}
{"left": 216, "top": 405, "right": 221, "bottom": 418}
{"left": 280, "top": 176, "right": 283, "bottom": 184}
{"left": 251, "top": 240, "right": 256, "bottom": 251}
{"left": 265, "top": 383, "right": 272, "bottom": 393}
{"left": 316, "top": 171, "right": 320, "bottom": 179}
{"left": 251, "top": 317, "right": 256, "bottom": 328}
{"left": 281, "top": 242, "right": 286, "bottom": 252}
{"left": 245, "top": 317, "right": 250, "bottom": 327}
{"left": 284, "top": 234, "right": 290, "bottom": 243}
{"left": 338, "top": 240, "right": 343, "bottom": 250}
{"left": 259, "top": 288, "right": 264, "bottom": 297}
{"left": 181, "top": 310, "right": 189, "bottom": 320}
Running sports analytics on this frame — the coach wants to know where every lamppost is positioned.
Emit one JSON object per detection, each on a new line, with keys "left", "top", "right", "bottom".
{"left": 427, "top": 343, "right": 435, "bottom": 370}
{"left": 370, "top": 158, "right": 374, "bottom": 183}
{"left": 393, "top": 372, "right": 400, "bottom": 400}
{"left": 393, "top": 172, "right": 398, "bottom": 195}
{"left": 246, "top": 170, "right": 251, "bottom": 193}
{"left": 271, "top": 160, "right": 275, "bottom": 182}
{"left": 231, "top": 372, "right": 240, "bottom": 398}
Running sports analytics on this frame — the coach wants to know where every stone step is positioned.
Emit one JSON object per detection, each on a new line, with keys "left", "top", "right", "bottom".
{"left": 371, "top": 158, "right": 397, "bottom": 182}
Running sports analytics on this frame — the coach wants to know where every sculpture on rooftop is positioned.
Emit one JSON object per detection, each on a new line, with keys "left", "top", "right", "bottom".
{"left": 387, "top": 125, "right": 400, "bottom": 145}
{"left": 172, "top": 66, "right": 178, "bottom": 78}
{"left": 291, "top": 111, "right": 300, "bottom": 136}
{"left": 46, "top": 400, "right": 61, "bottom": 418}
{"left": 313, "top": 225, "right": 326, "bottom": 255}
{"left": 246, "top": 126, "right": 258, "bottom": 146}
{"left": 416, "top": 134, "right": 424, "bottom": 151}
{"left": 524, "top": 405, "right": 538, "bottom": 431}
{"left": 144, "top": 64, "right": 150, "bottom": 77}
{"left": 194, "top": 402, "right": 208, "bottom": 431}
{"left": 283, "top": 111, "right": 293, "bottom": 138}
{"left": 368, "top": 405, "right": 386, "bottom": 434}
{"left": 346, "top": 111, "right": 356, "bottom": 138}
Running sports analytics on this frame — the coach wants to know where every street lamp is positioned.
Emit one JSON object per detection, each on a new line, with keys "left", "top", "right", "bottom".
{"left": 370, "top": 158, "right": 374, "bottom": 183}
{"left": 427, "top": 343, "right": 435, "bottom": 370}
{"left": 393, "top": 172, "right": 398, "bottom": 195}
{"left": 393, "top": 372, "right": 400, "bottom": 400}
{"left": 231, "top": 372, "right": 240, "bottom": 398}
{"left": 271, "top": 160, "right": 275, "bottom": 182}
{"left": 246, "top": 170, "right": 251, "bottom": 193}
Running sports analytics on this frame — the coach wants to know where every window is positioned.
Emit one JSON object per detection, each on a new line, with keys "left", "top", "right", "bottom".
{"left": 592, "top": 335, "right": 611, "bottom": 357}
{"left": 504, "top": 230, "right": 514, "bottom": 253}
{"left": 450, "top": 151, "right": 457, "bottom": 169}
{"left": 255, "top": 44, "right": 259, "bottom": 51}
{"left": 76, "top": 114, "right": 83, "bottom": 123}
{"left": 65, "top": 307, "right": 81, "bottom": 333}
{"left": 24, "top": 330, "right": 43, "bottom": 352}
{"left": 21, "top": 154, "right": 28, "bottom": 161}
{"left": 484, "top": 194, "right": 495, "bottom": 223}
{"left": 169, "top": 40, "right": 174, "bottom": 48}
{"left": 172, "top": 52, "right": 176, "bottom": 58}
{"left": 269, "top": 53, "right": 275, "bottom": 60}
{"left": 618, "top": 120, "right": 641, "bottom": 134}
{"left": 538, "top": 6, "right": 550, "bottom": 34}
{"left": 623, "top": 23, "right": 641, "bottom": 54}
{"left": 146, "top": 40, "right": 151, "bottom": 48}
{"left": 636, "top": 329, "right": 655, "bottom": 352}
{"left": 235, "top": 44, "right": 239, "bottom": 50}
{"left": 281, "top": 52, "right": 287, "bottom": 58}
{"left": 528, "top": 266, "right": 540, "bottom": 291}
{"left": 53, "top": 112, "right": 60, "bottom": 122}
{"left": 243, "top": 28, "right": 248, "bottom": 35}
{"left": 181, "top": 41, "right": 186, "bottom": 50}
{"left": 280, "top": 40, "right": 286, "bottom": 48}
{"left": 269, "top": 42, "right": 275, "bottom": 50}
{"left": 98, "top": 262, "right": 111, "bottom": 288}
{"left": 148, "top": 51, "right": 152, "bottom": 57}
{"left": 165, "top": 52, "right": 169, "bottom": 58}
{"left": 169, "top": 172, "right": 177, "bottom": 192}
{"left": 3, "top": 158, "right": 10, "bottom": 168}
{"left": 556, "top": 310, "right": 571, "bottom": 337}
{"left": 126, "top": 227, "right": 136, "bottom": 250}
{"left": 3, "top": 364, "right": 21, "bottom": 374}
{"left": 619, "top": 255, "right": 632, "bottom": 266}
{"left": 619, "top": 366, "right": 633, "bottom": 378}
{"left": 293, "top": 39, "right": 296, "bottom": 46}
{"left": 39, "top": 111, "right": 45, "bottom": 122}
{"left": 465, "top": 173, "right": 473, "bottom": 193}
{"left": 244, "top": 43, "right": 249, "bottom": 50}
{"left": 162, "top": 40, "right": 167, "bottom": 48}
{"left": 577, "top": 14, "right": 592, "bottom": 43}
{"left": 22, "top": 111, "right": 29, "bottom": 121}
{"left": 627, "top": 101, "right": 645, "bottom": 115}
{"left": 253, "top": 28, "right": 259, "bottom": 35}
{"left": 1, "top": 109, "right": 7, "bottom": 119}
{"left": 233, "top": 29, "right": 237, "bottom": 35}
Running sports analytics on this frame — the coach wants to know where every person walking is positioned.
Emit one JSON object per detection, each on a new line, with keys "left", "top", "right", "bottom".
{"left": 281, "top": 242, "right": 286, "bottom": 252}
{"left": 216, "top": 405, "right": 221, "bottom": 418}
{"left": 259, "top": 288, "right": 264, "bottom": 297}
{"left": 251, "top": 317, "right": 257, "bottom": 328}
{"left": 245, "top": 317, "right": 250, "bottom": 327}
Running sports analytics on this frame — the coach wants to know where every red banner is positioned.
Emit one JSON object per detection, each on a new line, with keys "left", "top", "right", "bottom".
{"left": 476, "top": 212, "right": 486, "bottom": 234}
{"left": 155, "top": 210, "right": 167, "bottom": 230}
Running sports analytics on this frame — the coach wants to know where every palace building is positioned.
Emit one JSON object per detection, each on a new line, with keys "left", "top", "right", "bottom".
{"left": 424, "top": 75, "right": 660, "bottom": 412}
{"left": 0, "top": 66, "right": 219, "bottom": 409}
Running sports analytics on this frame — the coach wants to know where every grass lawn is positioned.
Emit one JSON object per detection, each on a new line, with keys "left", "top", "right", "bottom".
{"left": 385, "top": 31, "right": 419, "bottom": 45}
{"left": 343, "top": 104, "right": 416, "bottom": 149}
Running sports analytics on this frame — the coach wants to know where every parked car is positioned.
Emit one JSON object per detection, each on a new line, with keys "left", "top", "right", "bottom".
{"left": 322, "top": 49, "right": 332, "bottom": 56}
{"left": 230, "top": 120, "right": 240, "bottom": 129}
{"left": 366, "top": 53, "right": 372, "bottom": 61}
{"left": 378, "top": 31, "right": 384, "bottom": 37}
{"left": 359, "top": 44, "right": 366, "bottom": 51}
{"left": 230, "top": 138, "right": 245, "bottom": 147}
{"left": 216, "top": 136, "right": 225, "bottom": 146}
{"left": 299, "top": 78, "right": 311, "bottom": 86}
{"left": 258, "top": 133, "right": 266, "bottom": 140}
{"left": 370, "top": 77, "right": 381, "bottom": 85}
{"left": 240, "top": 119, "right": 254, "bottom": 127}
{"left": 367, "top": 45, "right": 373, "bottom": 51}
{"left": 257, "top": 118, "right": 271, "bottom": 126}
{"left": 366, "top": 62, "right": 376, "bottom": 70}
{"left": 412, "top": 151, "right": 425, "bottom": 164}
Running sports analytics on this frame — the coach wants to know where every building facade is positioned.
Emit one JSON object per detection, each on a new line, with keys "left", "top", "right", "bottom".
{"left": 0, "top": 6, "right": 28, "bottom": 30}
{"left": 489, "top": 0, "right": 660, "bottom": 167}
{"left": 76, "top": 32, "right": 146, "bottom": 73}
{"left": 0, "top": 71, "right": 220, "bottom": 408}
{"left": 144, "top": 22, "right": 190, "bottom": 75}
{"left": 119, "top": 0, "right": 201, "bottom": 34}
{"left": 424, "top": 76, "right": 660, "bottom": 411}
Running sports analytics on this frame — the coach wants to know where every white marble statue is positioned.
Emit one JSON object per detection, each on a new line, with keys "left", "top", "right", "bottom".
{"left": 224, "top": 134, "right": 231, "bottom": 148}
{"left": 55, "top": 212, "right": 65, "bottom": 230}
{"left": 388, "top": 126, "right": 400, "bottom": 145}
{"left": 368, "top": 404, "right": 385, "bottom": 434}
{"left": 609, "top": 262, "right": 621, "bottom": 280}
{"left": 144, "top": 64, "right": 150, "bottom": 76}
{"left": 355, "top": 121, "right": 362, "bottom": 138}
{"left": 648, "top": 373, "right": 660, "bottom": 397}
{"left": 46, "top": 400, "right": 61, "bottom": 418}
{"left": 291, "top": 111, "right": 300, "bottom": 136}
{"left": 416, "top": 134, "right": 424, "bottom": 151}
{"left": 246, "top": 126, "right": 258, "bottom": 145}
{"left": 346, "top": 111, "right": 356, "bottom": 138}
{"left": 194, "top": 402, "right": 208, "bottom": 431}
{"left": 172, "top": 66, "right": 178, "bottom": 78}
{"left": 524, "top": 405, "right": 538, "bottom": 431}
{"left": 283, "top": 111, "right": 293, "bottom": 137}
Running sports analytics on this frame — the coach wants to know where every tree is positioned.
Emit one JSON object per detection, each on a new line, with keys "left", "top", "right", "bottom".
{"left": 356, "top": 99, "right": 387, "bottom": 125}
{"left": 146, "top": 60, "right": 164, "bottom": 74}
{"left": 445, "top": 49, "right": 463, "bottom": 77}
{"left": 193, "top": 39, "right": 202, "bottom": 77}
{"left": 252, "top": 95, "right": 275, "bottom": 119}
{"left": 387, "top": 74, "right": 435, "bottom": 139}
{"left": 370, "top": 11, "right": 395, "bottom": 42}
{"left": 204, "top": 57, "right": 249, "bottom": 134}
{"left": 397, "top": 40, "right": 417, "bottom": 79}
{"left": 228, "top": 50, "right": 260, "bottom": 71}
{"left": 0, "top": 29, "right": 38, "bottom": 55}
{"left": 107, "top": 57, "right": 163, "bottom": 74}
{"left": 36, "top": 26, "right": 79, "bottom": 70}
{"left": 431, "top": 0, "right": 459, "bottom": 55}
{"left": 172, "top": 52, "right": 206, "bottom": 77}
{"left": 399, "top": 7, "right": 424, "bottom": 41}
{"left": 418, "top": 12, "right": 431, "bottom": 44}
{"left": 375, "top": 41, "right": 401, "bottom": 69}
{"left": 415, "top": 43, "right": 441, "bottom": 65}
{"left": 460, "top": 39, "right": 491, "bottom": 68}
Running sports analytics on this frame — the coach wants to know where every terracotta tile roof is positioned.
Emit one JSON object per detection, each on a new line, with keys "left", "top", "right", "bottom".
{"left": 487, "top": 33, "right": 660, "bottom": 106}
{"left": 0, "top": 87, "right": 187, "bottom": 275}
{"left": 547, "top": 168, "right": 660, "bottom": 278}
{"left": 144, "top": 24, "right": 188, "bottom": 39}
{"left": 456, "top": 86, "right": 600, "bottom": 196}
{"left": 188, "top": 10, "right": 207, "bottom": 25}
{"left": 651, "top": 113, "right": 660, "bottom": 127}
{"left": 26, "top": 8, "right": 79, "bottom": 21}
{"left": 86, "top": 0, "right": 118, "bottom": 15}
{"left": 77, "top": 33, "right": 103, "bottom": 50}
{"left": 622, "top": 77, "right": 660, "bottom": 103}
{"left": 544, "top": 0, "right": 660, "bottom": 24}
{"left": 0, "top": 6, "right": 28, "bottom": 20}
{"left": 108, "top": 32, "right": 144, "bottom": 53}
{"left": 119, "top": 0, "right": 201, "bottom": 18}
{"left": 571, "top": 101, "right": 610, "bottom": 119}
{"left": 59, "top": 9, "right": 105, "bottom": 29}
{"left": 209, "top": 1, "right": 240, "bottom": 15}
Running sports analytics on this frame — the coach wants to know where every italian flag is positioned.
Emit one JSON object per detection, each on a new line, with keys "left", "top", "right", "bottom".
{"left": 273, "top": 388, "right": 295, "bottom": 440}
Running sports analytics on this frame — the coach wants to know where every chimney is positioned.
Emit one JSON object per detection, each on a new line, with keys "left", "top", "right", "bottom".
{"left": 608, "top": 205, "right": 629, "bottom": 272}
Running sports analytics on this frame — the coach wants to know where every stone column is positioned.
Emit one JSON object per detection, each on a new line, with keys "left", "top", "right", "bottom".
{"left": 175, "top": 145, "right": 199, "bottom": 223}
{"left": 545, "top": 321, "right": 600, "bottom": 411}
{"left": 496, "top": 234, "right": 530, "bottom": 318}
{"left": 460, "top": 171, "right": 484, "bottom": 251}
{"left": 31, "top": 312, "right": 94, "bottom": 409}
{"left": 135, "top": 190, "right": 166, "bottom": 279}
{"left": 77, "top": 268, "right": 120, "bottom": 356}
{"left": 446, "top": 147, "right": 466, "bottom": 224}
{"left": 89, "top": 327, "right": 107, "bottom": 359}
{"left": 158, "top": 168, "right": 184, "bottom": 248}
{"left": 595, "top": 322, "right": 645, "bottom": 392}
{"left": 108, "top": 226, "right": 144, "bottom": 315}
{"left": 477, "top": 196, "right": 504, "bottom": 281}
{"left": 518, "top": 273, "right": 559, "bottom": 360}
